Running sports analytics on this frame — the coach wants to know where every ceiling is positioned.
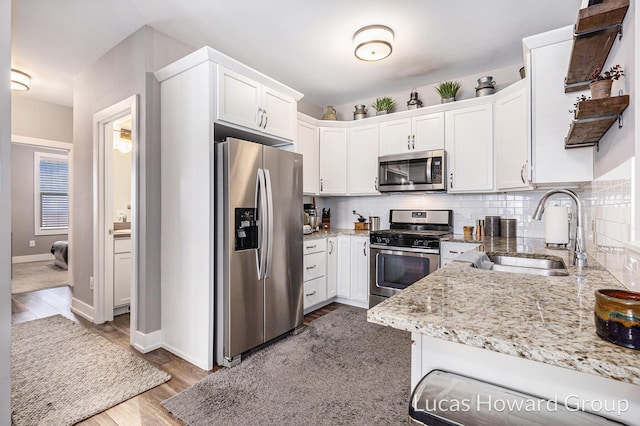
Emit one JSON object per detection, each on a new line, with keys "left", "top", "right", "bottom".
{"left": 11, "top": 0, "right": 583, "bottom": 109}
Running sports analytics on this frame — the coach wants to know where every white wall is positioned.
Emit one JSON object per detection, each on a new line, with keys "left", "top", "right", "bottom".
{"left": 1, "top": 0, "right": 12, "bottom": 420}
{"left": 11, "top": 95, "right": 73, "bottom": 142}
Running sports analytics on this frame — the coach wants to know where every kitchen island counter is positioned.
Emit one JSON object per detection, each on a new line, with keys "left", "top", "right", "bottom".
{"left": 368, "top": 236, "right": 640, "bottom": 385}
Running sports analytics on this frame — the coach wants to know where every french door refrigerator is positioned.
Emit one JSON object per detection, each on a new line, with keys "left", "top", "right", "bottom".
{"left": 215, "top": 137, "right": 303, "bottom": 367}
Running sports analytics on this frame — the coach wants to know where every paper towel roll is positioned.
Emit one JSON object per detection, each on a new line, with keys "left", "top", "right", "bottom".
{"left": 545, "top": 205, "right": 569, "bottom": 245}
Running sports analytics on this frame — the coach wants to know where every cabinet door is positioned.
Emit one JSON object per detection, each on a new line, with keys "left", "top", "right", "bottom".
{"left": 350, "top": 237, "right": 369, "bottom": 303}
{"left": 413, "top": 112, "right": 445, "bottom": 151}
{"left": 379, "top": 118, "right": 412, "bottom": 156}
{"left": 495, "top": 82, "right": 530, "bottom": 190}
{"left": 261, "top": 85, "right": 296, "bottom": 140}
{"left": 445, "top": 103, "right": 494, "bottom": 193}
{"left": 297, "top": 120, "right": 319, "bottom": 195}
{"left": 319, "top": 127, "right": 348, "bottom": 194}
{"left": 348, "top": 124, "right": 379, "bottom": 195}
{"left": 528, "top": 36, "right": 592, "bottom": 184}
{"left": 326, "top": 237, "right": 338, "bottom": 299}
{"left": 114, "top": 252, "right": 131, "bottom": 307}
{"left": 336, "top": 236, "right": 351, "bottom": 298}
{"left": 217, "top": 66, "right": 261, "bottom": 131}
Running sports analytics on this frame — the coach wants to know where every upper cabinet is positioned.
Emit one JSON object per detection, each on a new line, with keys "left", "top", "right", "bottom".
{"left": 217, "top": 65, "right": 297, "bottom": 141}
{"left": 495, "top": 79, "right": 531, "bottom": 191}
{"left": 523, "top": 26, "right": 593, "bottom": 186}
{"left": 445, "top": 102, "right": 493, "bottom": 193}
{"left": 348, "top": 124, "right": 379, "bottom": 195}
{"left": 297, "top": 117, "right": 319, "bottom": 195}
{"left": 319, "top": 127, "right": 348, "bottom": 195}
{"left": 379, "top": 113, "right": 444, "bottom": 156}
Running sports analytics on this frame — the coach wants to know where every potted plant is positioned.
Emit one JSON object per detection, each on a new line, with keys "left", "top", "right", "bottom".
{"left": 589, "top": 65, "right": 624, "bottom": 99}
{"left": 435, "top": 81, "right": 461, "bottom": 103}
{"left": 372, "top": 97, "right": 396, "bottom": 115}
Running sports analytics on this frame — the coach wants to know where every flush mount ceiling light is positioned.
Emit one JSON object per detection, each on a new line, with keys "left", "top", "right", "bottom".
{"left": 11, "top": 68, "right": 31, "bottom": 91}
{"left": 353, "top": 25, "right": 394, "bottom": 61}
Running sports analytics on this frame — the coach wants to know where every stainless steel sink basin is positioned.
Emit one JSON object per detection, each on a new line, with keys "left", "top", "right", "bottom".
{"left": 487, "top": 253, "right": 569, "bottom": 276}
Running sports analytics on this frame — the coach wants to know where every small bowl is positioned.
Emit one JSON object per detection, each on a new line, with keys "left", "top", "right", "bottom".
{"left": 594, "top": 289, "right": 640, "bottom": 350}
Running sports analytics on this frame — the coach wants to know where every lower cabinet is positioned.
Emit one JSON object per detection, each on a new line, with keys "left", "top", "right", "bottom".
{"left": 440, "top": 241, "right": 482, "bottom": 267}
{"left": 336, "top": 235, "right": 369, "bottom": 307}
{"left": 113, "top": 238, "right": 131, "bottom": 308}
{"left": 326, "top": 237, "right": 338, "bottom": 299}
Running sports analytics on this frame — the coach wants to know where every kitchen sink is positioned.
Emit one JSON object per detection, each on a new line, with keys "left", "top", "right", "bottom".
{"left": 487, "top": 253, "right": 569, "bottom": 277}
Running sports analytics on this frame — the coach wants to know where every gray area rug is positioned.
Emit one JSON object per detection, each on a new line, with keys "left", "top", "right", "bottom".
{"left": 12, "top": 261, "right": 68, "bottom": 294}
{"left": 11, "top": 315, "right": 171, "bottom": 425}
{"left": 162, "top": 306, "right": 411, "bottom": 425}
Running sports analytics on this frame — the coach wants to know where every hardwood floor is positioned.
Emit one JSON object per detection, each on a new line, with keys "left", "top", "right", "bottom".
{"left": 11, "top": 287, "right": 339, "bottom": 425}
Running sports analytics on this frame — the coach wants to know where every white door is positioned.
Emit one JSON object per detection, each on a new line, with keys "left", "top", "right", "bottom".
{"left": 379, "top": 118, "right": 412, "bottom": 156}
{"left": 297, "top": 120, "right": 319, "bottom": 195}
{"left": 217, "top": 66, "right": 261, "bottom": 131}
{"left": 326, "top": 237, "right": 338, "bottom": 299}
{"left": 413, "top": 112, "right": 445, "bottom": 151}
{"left": 350, "top": 236, "right": 369, "bottom": 303}
{"left": 445, "top": 103, "right": 494, "bottom": 193}
{"left": 336, "top": 236, "right": 351, "bottom": 298}
{"left": 114, "top": 251, "right": 132, "bottom": 307}
{"left": 261, "top": 85, "right": 296, "bottom": 140}
{"left": 348, "top": 124, "right": 379, "bottom": 195}
{"left": 319, "top": 127, "right": 347, "bottom": 194}
{"left": 495, "top": 82, "right": 530, "bottom": 190}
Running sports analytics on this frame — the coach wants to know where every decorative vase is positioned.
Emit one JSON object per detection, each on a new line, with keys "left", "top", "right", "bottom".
{"left": 441, "top": 97, "right": 456, "bottom": 104}
{"left": 376, "top": 110, "right": 387, "bottom": 116}
{"left": 322, "top": 105, "right": 337, "bottom": 120}
{"left": 590, "top": 80, "right": 612, "bottom": 99}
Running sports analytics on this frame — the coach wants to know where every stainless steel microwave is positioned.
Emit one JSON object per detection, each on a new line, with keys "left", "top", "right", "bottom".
{"left": 378, "top": 149, "right": 446, "bottom": 192}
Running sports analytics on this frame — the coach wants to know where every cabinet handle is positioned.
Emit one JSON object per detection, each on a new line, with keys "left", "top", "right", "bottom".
{"left": 305, "top": 265, "right": 316, "bottom": 270}
{"left": 329, "top": 240, "right": 333, "bottom": 255}
{"left": 374, "top": 176, "right": 378, "bottom": 191}
{"left": 320, "top": 179, "right": 323, "bottom": 191}
{"left": 411, "top": 135, "right": 415, "bottom": 150}
{"left": 449, "top": 172, "right": 454, "bottom": 189}
{"left": 520, "top": 163, "right": 526, "bottom": 183}
{"left": 363, "top": 241, "right": 367, "bottom": 256}
{"left": 449, "top": 250, "right": 464, "bottom": 254}
{"left": 263, "top": 111, "right": 269, "bottom": 129}
{"left": 306, "top": 244, "right": 317, "bottom": 249}
{"left": 306, "top": 291, "right": 316, "bottom": 297}
{"left": 524, "top": 160, "right": 529, "bottom": 183}
{"left": 257, "top": 107, "right": 264, "bottom": 128}
{"left": 407, "top": 135, "right": 411, "bottom": 150}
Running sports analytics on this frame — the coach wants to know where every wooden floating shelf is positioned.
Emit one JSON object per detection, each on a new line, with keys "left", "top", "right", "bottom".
{"left": 564, "top": 0, "right": 629, "bottom": 93}
{"left": 565, "top": 95, "right": 629, "bottom": 148}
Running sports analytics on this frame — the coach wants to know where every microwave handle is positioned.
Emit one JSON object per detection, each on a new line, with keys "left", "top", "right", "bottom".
{"left": 426, "top": 157, "right": 433, "bottom": 183}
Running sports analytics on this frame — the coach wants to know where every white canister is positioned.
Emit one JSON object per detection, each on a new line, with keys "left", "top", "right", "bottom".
{"left": 545, "top": 205, "right": 569, "bottom": 247}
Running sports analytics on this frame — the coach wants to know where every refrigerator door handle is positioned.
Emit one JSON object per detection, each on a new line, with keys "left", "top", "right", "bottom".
{"left": 255, "top": 168, "right": 268, "bottom": 280}
{"left": 264, "top": 168, "right": 274, "bottom": 278}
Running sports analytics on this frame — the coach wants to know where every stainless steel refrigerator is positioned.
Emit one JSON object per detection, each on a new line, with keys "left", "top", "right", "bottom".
{"left": 215, "top": 137, "right": 303, "bottom": 367}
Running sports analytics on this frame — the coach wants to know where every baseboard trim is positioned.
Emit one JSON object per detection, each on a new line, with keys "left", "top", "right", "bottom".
{"left": 70, "top": 297, "right": 95, "bottom": 322}
{"left": 334, "top": 297, "right": 369, "bottom": 309}
{"left": 162, "top": 342, "right": 212, "bottom": 371}
{"left": 131, "top": 329, "right": 163, "bottom": 354}
{"left": 12, "top": 253, "right": 54, "bottom": 264}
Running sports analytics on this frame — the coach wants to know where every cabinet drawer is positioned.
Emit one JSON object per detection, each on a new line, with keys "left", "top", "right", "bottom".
{"left": 440, "top": 242, "right": 481, "bottom": 266}
{"left": 303, "top": 276, "right": 327, "bottom": 310}
{"left": 303, "top": 251, "right": 326, "bottom": 281}
{"left": 114, "top": 238, "right": 131, "bottom": 254}
{"left": 303, "top": 238, "right": 326, "bottom": 255}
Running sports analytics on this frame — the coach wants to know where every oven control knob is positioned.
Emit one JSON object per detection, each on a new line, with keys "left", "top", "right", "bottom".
{"left": 414, "top": 239, "right": 423, "bottom": 247}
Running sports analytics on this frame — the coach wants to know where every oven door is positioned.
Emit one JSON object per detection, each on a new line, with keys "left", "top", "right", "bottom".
{"left": 369, "top": 245, "right": 439, "bottom": 302}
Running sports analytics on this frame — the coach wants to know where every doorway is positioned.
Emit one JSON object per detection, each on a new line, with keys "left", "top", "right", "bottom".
{"left": 93, "top": 96, "right": 138, "bottom": 337}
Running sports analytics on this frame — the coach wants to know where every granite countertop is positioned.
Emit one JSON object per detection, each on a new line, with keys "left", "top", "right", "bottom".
{"left": 367, "top": 236, "right": 640, "bottom": 385}
{"left": 304, "top": 228, "right": 369, "bottom": 240}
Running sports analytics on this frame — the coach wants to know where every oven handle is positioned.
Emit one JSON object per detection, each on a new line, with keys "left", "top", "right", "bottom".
{"left": 370, "top": 244, "right": 439, "bottom": 255}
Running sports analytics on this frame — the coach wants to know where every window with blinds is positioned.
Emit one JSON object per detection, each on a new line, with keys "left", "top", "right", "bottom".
{"left": 35, "top": 152, "right": 69, "bottom": 235}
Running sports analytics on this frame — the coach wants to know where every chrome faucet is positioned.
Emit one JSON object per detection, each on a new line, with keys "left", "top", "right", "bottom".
{"left": 533, "top": 189, "right": 587, "bottom": 267}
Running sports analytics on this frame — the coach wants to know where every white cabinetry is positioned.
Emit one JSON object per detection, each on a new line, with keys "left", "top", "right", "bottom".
{"left": 303, "top": 242, "right": 328, "bottom": 313}
{"left": 326, "top": 237, "right": 338, "bottom": 299}
{"left": 319, "top": 127, "right": 348, "bottom": 195}
{"left": 113, "top": 238, "right": 131, "bottom": 308}
{"left": 440, "top": 241, "right": 481, "bottom": 267}
{"left": 379, "top": 113, "right": 445, "bottom": 156}
{"left": 348, "top": 124, "right": 379, "bottom": 195}
{"left": 217, "top": 66, "right": 297, "bottom": 141}
{"left": 445, "top": 103, "right": 494, "bottom": 193}
{"left": 523, "top": 26, "right": 593, "bottom": 185}
{"left": 335, "top": 235, "right": 369, "bottom": 307}
{"left": 297, "top": 117, "right": 319, "bottom": 195}
{"left": 495, "top": 79, "right": 531, "bottom": 191}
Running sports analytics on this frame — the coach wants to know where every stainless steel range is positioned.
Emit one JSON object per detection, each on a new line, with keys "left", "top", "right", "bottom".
{"left": 369, "top": 209, "right": 453, "bottom": 308}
